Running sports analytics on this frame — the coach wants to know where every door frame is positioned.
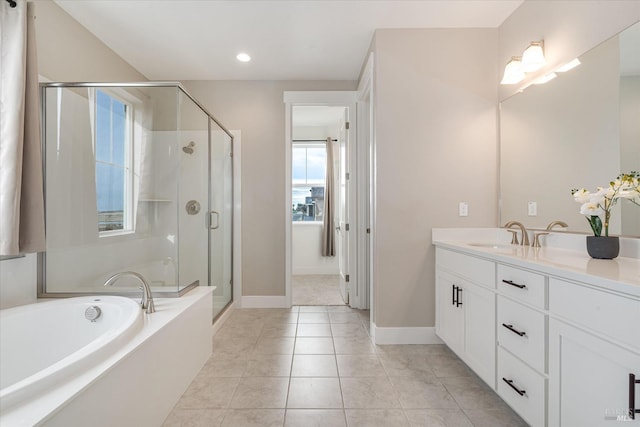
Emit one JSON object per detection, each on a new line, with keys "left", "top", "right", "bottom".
{"left": 356, "top": 53, "right": 375, "bottom": 317}
{"left": 284, "top": 91, "right": 357, "bottom": 308}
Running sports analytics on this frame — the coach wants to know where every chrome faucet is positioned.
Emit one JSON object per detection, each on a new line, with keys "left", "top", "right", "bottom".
{"left": 103, "top": 271, "right": 156, "bottom": 314}
{"left": 504, "top": 221, "right": 530, "bottom": 246}
{"left": 546, "top": 220, "right": 568, "bottom": 231}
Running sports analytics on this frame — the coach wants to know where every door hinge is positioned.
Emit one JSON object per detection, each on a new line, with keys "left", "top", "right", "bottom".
{"left": 345, "top": 121, "right": 350, "bottom": 130}
{"left": 345, "top": 223, "right": 350, "bottom": 231}
{"left": 345, "top": 274, "right": 350, "bottom": 282}
{"left": 346, "top": 172, "right": 350, "bottom": 180}
{"left": 366, "top": 228, "right": 371, "bottom": 234}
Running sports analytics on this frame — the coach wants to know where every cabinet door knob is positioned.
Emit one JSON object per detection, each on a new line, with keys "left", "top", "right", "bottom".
{"left": 630, "top": 373, "right": 640, "bottom": 420}
{"left": 502, "top": 323, "right": 527, "bottom": 337}
{"left": 502, "top": 279, "right": 526, "bottom": 289}
{"left": 502, "top": 377, "right": 527, "bottom": 396}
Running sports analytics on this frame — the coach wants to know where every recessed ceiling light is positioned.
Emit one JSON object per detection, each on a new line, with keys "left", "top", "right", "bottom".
{"left": 236, "top": 53, "right": 251, "bottom": 62}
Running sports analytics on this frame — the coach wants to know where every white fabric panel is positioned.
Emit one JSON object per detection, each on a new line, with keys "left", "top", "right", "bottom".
{"left": 0, "top": 1, "right": 45, "bottom": 256}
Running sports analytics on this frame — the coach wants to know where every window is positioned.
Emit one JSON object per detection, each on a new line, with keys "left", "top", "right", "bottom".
{"left": 95, "top": 90, "right": 133, "bottom": 234}
{"left": 292, "top": 143, "right": 326, "bottom": 222}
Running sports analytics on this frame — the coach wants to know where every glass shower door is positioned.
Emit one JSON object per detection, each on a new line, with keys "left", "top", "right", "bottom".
{"left": 209, "top": 120, "right": 233, "bottom": 319}
{"left": 177, "top": 90, "right": 209, "bottom": 293}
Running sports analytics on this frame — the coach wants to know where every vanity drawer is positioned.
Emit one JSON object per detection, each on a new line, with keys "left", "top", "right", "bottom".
{"left": 497, "top": 296, "right": 546, "bottom": 373}
{"left": 497, "top": 346, "right": 546, "bottom": 427}
{"left": 497, "top": 264, "right": 545, "bottom": 308}
{"left": 549, "top": 278, "right": 640, "bottom": 350}
{"left": 436, "top": 249, "right": 495, "bottom": 288}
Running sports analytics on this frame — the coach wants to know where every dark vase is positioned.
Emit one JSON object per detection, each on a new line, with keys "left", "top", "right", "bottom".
{"left": 586, "top": 236, "right": 620, "bottom": 259}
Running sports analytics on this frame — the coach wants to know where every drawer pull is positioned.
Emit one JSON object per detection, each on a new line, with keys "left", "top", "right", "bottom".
{"left": 456, "top": 286, "right": 463, "bottom": 307}
{"left": 502, "top": 279, "right": 526, "bottom": 289}
{"left": 630, "top": 373, "right": 640, "bottom": 420}
{"left": 502, "top": 377, "right": 527, "bottom": 396}
{"left": 502, "top": 323, "right": 527, "bottom": 337}
{"left": 452, "top": 284, "right": 456, "bottom": 306}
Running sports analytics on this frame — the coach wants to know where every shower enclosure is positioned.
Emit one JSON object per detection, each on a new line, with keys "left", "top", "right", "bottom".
{"left": 38, "top": 83, "right": 233, "bottom": 319}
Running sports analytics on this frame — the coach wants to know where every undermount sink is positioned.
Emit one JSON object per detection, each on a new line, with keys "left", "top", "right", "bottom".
{"left": 468, "top": 243, "right": 515, "bottom": 249}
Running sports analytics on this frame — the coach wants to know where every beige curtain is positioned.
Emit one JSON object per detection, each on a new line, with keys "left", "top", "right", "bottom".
{"left": 0, "top": 1, "right": 45, "bottom": 256}
{"left": 321, "top": 137, "right": 335, "bottom": 257}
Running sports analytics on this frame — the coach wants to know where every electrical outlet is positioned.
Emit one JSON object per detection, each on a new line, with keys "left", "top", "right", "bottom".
{"left": 528, "top": 201, "right": 537, "bottom": 216}
{"left": 459, "top": 202, "right": 469, "bottom": 217}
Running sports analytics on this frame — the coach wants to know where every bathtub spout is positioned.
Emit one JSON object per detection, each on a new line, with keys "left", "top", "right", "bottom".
{"left": 103, "top": 271, "right": 156, "bottom": 314}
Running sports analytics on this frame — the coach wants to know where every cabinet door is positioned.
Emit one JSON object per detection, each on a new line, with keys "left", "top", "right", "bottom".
{"left": 549, "top": 319, "right": 640, "bottom": 427}
{"left": 464, "top": 281, "right": 496, "bottom": 387}
{"left": 436, "top": 270, "right": 464, "bottom": 355}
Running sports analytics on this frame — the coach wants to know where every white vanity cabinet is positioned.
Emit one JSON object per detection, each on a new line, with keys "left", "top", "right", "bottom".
{"left": 434, "top": 240, "right": 640, "bottom": 427}
{"left": 435, "top": 249, "right": 496, "bottom": 387}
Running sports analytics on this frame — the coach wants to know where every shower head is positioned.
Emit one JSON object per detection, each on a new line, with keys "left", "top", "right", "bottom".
{"left": 182, "top": 141, "right": 195, "bottom": 154}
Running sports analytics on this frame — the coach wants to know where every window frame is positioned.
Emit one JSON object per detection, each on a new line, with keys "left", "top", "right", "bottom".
{"left": 292, "top": 141, "right": 326, "bottom": 223}
{"left": 94, "top": 88, "right": 135, "bottom": 237}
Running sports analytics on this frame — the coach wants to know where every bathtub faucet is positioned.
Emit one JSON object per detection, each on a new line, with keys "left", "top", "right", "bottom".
{"left": 103, "top": 271, "right": 156, "bottom": 314}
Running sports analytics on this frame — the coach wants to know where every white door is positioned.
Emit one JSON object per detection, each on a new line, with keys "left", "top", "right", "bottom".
{"left": 549, "top": 319, "right": 640, "bottom": 426}
{"left": 435, "top": 271, "right": 464, "bottom": 355}
{"left": 463, "top": 282, "right": 496, "bottom": 386}
{"left": 337, "top": 110, "right": 349, "bottom": 304}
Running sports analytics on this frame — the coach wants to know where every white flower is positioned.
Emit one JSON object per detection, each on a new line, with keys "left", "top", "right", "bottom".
{"left": 579, "top": 202, "right": 604, "bottom": 216}
{"left": 572, "top": 188, "right": 591, "bottom": 204}
{"left": 593, "top": 186, "right": 615, "bottom": 200}
{"left": 617, "top": 187, "right": 638, "bottom": 199}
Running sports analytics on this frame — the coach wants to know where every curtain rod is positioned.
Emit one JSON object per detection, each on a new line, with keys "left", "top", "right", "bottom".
{"left": 6, "top": 0, "right": 17, "bottom": 8}
{"left": 292, "top": 139, "right": 337, "bottom": 142}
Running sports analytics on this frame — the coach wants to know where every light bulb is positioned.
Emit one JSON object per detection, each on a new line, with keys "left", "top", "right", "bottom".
{"left": 522, "top": 41, "right": 546, "bottom": 72}
{"left": 501, "top": 57, "right": 525, "bottom": 85}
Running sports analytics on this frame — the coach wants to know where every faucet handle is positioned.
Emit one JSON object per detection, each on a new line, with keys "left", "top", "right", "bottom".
{"left": 507, "top": 230, "right": 519, "bottom": 245}
{"left": 532, "top": 232, "right": 549, "bottom": 248}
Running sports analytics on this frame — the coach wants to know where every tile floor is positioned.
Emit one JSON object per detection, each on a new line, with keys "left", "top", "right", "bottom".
{"left": 163, "top": 306, "right": 527, "bottom": 427}
{"left": 292, "top": 275, "right": 345, "bottom": 306}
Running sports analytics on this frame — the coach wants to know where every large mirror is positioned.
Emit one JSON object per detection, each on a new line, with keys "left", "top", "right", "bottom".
{"left": 500, "top": 21, "right": 640, "bottom": 237}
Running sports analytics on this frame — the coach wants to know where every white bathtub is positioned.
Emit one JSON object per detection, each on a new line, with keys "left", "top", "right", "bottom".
{"left": 0, "top": 288, "right": 213, "bottom": 427}
{"left": 0, "top": 296, "right": 143, "bottom": 410}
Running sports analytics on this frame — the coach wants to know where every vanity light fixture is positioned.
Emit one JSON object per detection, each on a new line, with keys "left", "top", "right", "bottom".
{"left": 556, "top": 58, "right": 581, "bottom": 72}
{"left": 236, "top": 52, "right": 251, "bottom": 62}
{"left": 533, "top": 72, "right": 557, "bottom": 85}
{"left": 500, "top": 56, "right": 526, "bottom": 85}
{"left": 521, "top": 41, "right": 546, "bottom": 72}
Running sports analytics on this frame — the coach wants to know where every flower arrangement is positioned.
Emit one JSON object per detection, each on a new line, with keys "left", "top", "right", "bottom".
{"left": 571, "top": 171, "right": 640, "bottom": 236}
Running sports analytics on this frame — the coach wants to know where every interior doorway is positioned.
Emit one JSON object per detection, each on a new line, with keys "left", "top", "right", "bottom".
{"left": 284, "top": 92, "right": 359, "bottom": 308}
{"left": 290, "top": 105, "right": 349, "bottom": 306}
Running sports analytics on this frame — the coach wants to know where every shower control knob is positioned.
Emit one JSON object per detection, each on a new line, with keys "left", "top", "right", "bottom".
{"left": 85, "top": 305, "right": 102, "bottom": 322}
{"left": 186, "top": 200, "right": 201, "bottom": 215}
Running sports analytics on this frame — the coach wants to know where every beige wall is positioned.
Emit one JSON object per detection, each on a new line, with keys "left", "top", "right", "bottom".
{"left": 33, "top": 0, "right": 147, "bottom": 82}
{"left": 180, "top": 81, "right": 356, "bottom": 297}
{"left": 498, "top": 1, "right": 640, "bottom": 100}
{"left": 371, "top": 29, "right": 500, "bottom": 328}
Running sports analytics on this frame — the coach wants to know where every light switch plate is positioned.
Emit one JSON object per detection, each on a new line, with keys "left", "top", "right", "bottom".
{"left": 459, "top": 202, "right": 469, "bottom": 217}
{"left": 528, "top": 201, "right": 537, "bottom": 216}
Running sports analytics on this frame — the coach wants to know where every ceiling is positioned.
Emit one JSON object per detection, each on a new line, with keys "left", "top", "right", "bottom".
{"left": 54, "top": 0, "right": 523, "bottom": 81}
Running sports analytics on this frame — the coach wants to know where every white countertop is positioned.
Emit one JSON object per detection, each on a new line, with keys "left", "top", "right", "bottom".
{"left": 432, "top": 228, "right": 640, "bottom": 298}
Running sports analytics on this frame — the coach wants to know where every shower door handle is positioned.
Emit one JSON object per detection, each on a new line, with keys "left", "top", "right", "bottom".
{"left": 209, "top": 211, "right": 220, "bottom": 230}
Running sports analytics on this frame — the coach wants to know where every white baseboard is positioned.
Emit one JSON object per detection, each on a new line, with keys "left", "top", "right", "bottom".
{"left": 292, "top": 268, "right": 339, "bottom": 275}
{"left": 372, "top": 325, "right": 443, "bottom": 345}
{"left": 212, "top": 301, "right": 235, "bottom": 336}
{"left": 241, "top": 296, "right": 289, "bottom": 308}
